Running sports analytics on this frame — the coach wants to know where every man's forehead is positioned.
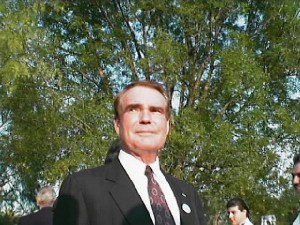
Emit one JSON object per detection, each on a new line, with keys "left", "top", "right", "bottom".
{"left": 122, "top": 86, "right": 167, "bottom": 103}
{"left": 228, "top": 206, "right": 239, "bottom": 212}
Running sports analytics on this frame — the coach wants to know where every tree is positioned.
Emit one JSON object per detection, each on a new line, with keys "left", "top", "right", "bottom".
{"left": 0, "top": 0, "right": 299, "bottom": 224}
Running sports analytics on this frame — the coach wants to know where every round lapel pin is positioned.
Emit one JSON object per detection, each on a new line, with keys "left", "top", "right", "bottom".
{"left": 182, "top": 203, "right": 191, "bottom": 213}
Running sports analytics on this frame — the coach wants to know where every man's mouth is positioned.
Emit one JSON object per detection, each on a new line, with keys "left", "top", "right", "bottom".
{"left": 136, "top": 130, "right": 154, "bottom": 134}
{"left": 137, "top": 133, "right": 153, "bottom": 137}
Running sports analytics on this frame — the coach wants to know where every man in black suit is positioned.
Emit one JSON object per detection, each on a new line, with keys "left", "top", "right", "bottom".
{"left": 19, "top": 186, "right": 56, "bottom": 225}
{"left": 53, "top": 80, "right": 207, "bottom": 225}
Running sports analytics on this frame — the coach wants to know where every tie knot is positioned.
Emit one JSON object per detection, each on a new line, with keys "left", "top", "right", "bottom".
{"left": 145, "top": 165, "right": 153, "bottom": 176}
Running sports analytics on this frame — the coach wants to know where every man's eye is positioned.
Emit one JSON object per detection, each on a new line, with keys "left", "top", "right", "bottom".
{"left": 151, "top": 108, "right": 163, "bottom": 113}
{"left": 292, "top": 173, "right": 300, "bottom": 178}
{"left": 129, "top": 107, "right": 137, "bottom": 112}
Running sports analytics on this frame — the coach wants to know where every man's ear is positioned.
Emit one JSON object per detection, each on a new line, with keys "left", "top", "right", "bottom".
{"left": 36, "top": 196, "right": 41, "bottom": 206}
{"left": 114, "top": 118, "right": 120, "bottom": 135}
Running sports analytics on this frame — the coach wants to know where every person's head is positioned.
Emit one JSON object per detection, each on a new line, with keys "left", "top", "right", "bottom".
{"left": 113, "top": 80, "right": 171, "bottom": 163}
{"left": 293, "top": 153, "right": 300, "bottom": 193}
{"left": 36, "top": 186, "right": 56, "bottom": 209}
{"left": 226, "top": 198, "right": 250, "bottom": 225}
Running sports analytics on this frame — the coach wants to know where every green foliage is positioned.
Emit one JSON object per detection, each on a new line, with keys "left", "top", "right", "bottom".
{"left": 0, "top": 0, "right": 300, "bottom": 224}
{"left": 0, "top": 212, "right": 18, "bottom": 225}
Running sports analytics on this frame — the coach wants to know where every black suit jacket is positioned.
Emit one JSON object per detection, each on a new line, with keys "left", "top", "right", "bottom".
{"left": 53, "top": 159, "right": 207, "bottom": 225}
{"left": 18, "top": 207, "right": 53, "bottom": 225}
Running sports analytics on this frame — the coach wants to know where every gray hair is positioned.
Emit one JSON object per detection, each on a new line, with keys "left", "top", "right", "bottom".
{"left": 36, "top": 186, "right": 56, "bottom": 207}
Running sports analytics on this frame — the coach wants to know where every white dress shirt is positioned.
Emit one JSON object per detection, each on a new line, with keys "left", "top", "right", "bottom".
{"left": 293, "top": 213, "right": 300, "bottom": 225}
{"left": 119, "top": 149, "right": 180, "bottom": 225}
{"left": 243, "top": 218, "right": 254, "bottom": 225}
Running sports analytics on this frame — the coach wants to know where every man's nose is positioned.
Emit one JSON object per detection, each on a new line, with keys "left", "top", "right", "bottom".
{"left": 293, "top": 174, "right": 300, "bottom": 184}
{"left": 140, "top": 110, "right": 151, "bottom": 123}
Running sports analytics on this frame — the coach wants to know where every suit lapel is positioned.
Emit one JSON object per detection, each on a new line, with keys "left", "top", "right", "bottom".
{"left": 166, "top": 174, "right": 195, "bottom": 225}
{"left": 106, "top": 160, "right": 153, "bottom": 225}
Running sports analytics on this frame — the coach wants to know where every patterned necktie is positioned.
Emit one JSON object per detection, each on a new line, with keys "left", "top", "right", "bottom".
{"left": 145, "top": 165, "right": 175, "bottom": 225}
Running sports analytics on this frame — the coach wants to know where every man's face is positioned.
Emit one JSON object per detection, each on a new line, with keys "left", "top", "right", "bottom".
{"left": 293, "top": 162, "right": 300, "bottom": 193}
{"left": 227, "top": 206, "right": 247, "bottom": 225}
{"left": 114, "top": 86, "right": 169, "bottom": 159}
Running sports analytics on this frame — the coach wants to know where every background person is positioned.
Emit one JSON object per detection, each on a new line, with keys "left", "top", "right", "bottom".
{"left": 292, "top": 153, "right": 300, "bottom": 225}
{"left": 104, "top": 138, "right": 121, "bottom": 164}
{"left": 53, "top": 80, "right": 207, "bottom": 225}
{"left": 18, "top": 186, "right": 56, "bottom": 225}
{"left": 226, "top": 198, "right": 253, "bottom": 225}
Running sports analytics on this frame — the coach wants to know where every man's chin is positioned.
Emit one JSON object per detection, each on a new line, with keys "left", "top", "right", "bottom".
{"left": 140, "top": 146, "right": 160, "bottom": 152}
{"left": 134, "top": 141, "right": 164, "bottom": 152}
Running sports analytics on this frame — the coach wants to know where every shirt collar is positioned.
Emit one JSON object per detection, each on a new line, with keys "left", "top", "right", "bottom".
{"left": 118, "top": 149, "right": 160, "bottom": 176}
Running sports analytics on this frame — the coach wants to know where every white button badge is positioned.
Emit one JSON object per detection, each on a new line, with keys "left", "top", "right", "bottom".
{"left": 182, "top": 203, "right": 191, "bottom": 214}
